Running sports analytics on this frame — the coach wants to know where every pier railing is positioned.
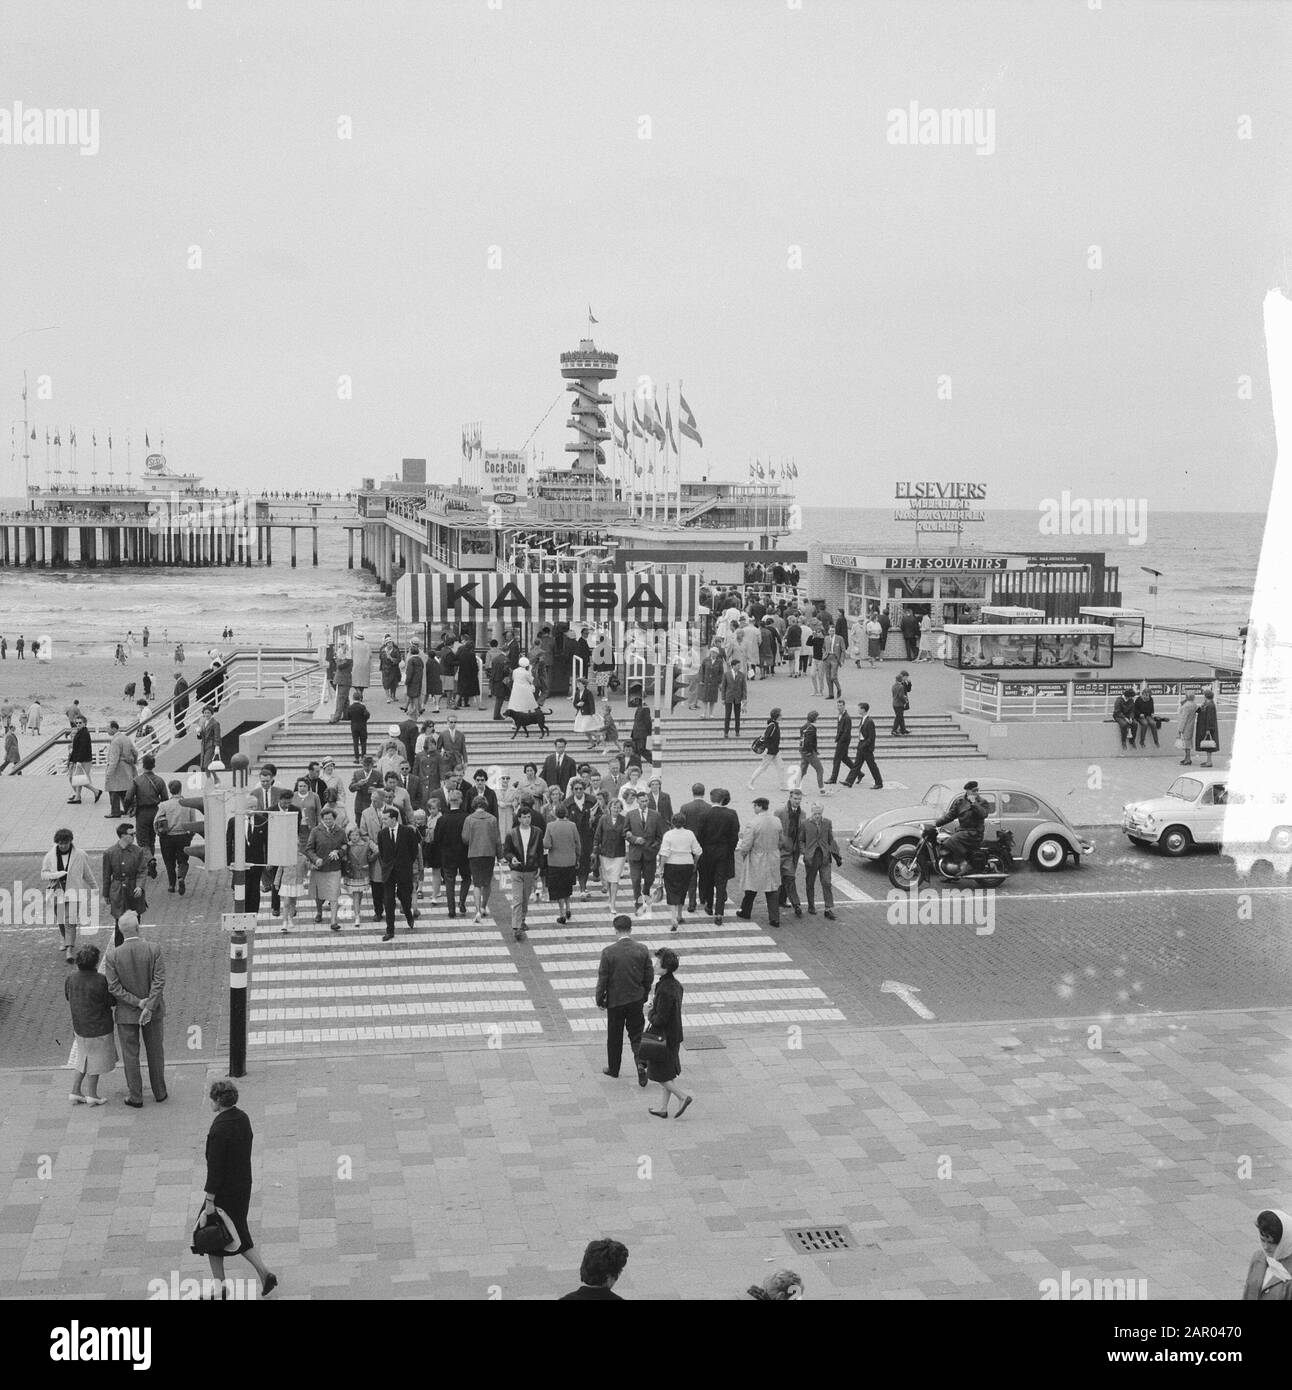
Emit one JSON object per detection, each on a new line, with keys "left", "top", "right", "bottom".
{"left": 11, "top": 648, "right": 320, "bottom": 775}
{"left": 1142, "top": 624, "right": 1245, "bottom": 669}
{"left": 961, "top": 675, "right": 1242, "bottom": 723}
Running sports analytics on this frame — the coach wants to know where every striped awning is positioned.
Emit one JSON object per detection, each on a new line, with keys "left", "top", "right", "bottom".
{"left": 397, "top": 571, "right": 699, "bottom": 624}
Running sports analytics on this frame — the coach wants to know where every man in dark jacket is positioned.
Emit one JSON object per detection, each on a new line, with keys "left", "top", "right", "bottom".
{"left": 432, "top": 790, "right": 471, "bottom": 917}
{"left": 344, "top": 693, "right": 370, "bottom": 759}
{"left": 900, "top": 609, "right": 921, "bottom": 661}
{"left": 678, "top": 783, "right": 710, "bottom": 912}
{"left": 623, "top": 790, "right": 663, "bottom": 915}
{"left": 891, "top": 671, "right": 912, "bottom": 736}
{"left": 594, "top": 914, "right": 653, "bottom": 1083}
{"left": 775, "top": 789, "right": 806, "bottom": 916}
{"left": 936, "top": 780, "right": 989, "bottom": 863}
{"left": 843, "top": 702, "right": 883, "bottom": 788}
{"left": 104, "top": 823, "right": 150, "bottom": 945}
{"left": 377, "top": 806, "right": 421, "bottom": 941}
{"left": 1133, "top": 688, "right": 1159, "bottom": 748}
{"left": 172, "top": 672, "right": 190, "bottom": 737}
{"left": 630, "top": 703, "right": 653, "bottom": 767}
{"left": 564, "top": 778, "right": 600, "bottom": 897}
{"left": 1113, "top": 688, "right": 1137, "bottom": 752}
{"left": 541, "top": 739, "right": 578, "bottom": 795}
{"left": 827, "top": 698, "right": 854, "bottom": 784}
{"left": 696, "top": 787, "right": 740, "bottom": 923}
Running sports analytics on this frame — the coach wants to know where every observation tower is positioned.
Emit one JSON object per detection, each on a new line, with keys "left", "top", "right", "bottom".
{"left": 559, "top": 339, "right": 618, "bottom": 476}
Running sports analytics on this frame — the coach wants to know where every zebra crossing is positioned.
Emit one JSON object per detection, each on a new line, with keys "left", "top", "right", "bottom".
{"left": 500, "top": 868, "right": 847, "bottom": 1031}
{"left": 246, "top": 890, "right": 542, "bottom": 1048}
{"left": 245, "top": 865, "right": 852, "bottom": 1051}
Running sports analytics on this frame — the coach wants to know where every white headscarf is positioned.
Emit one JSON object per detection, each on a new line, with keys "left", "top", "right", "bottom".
{"left": 1260, "top": 1210, "right": 1292, "bottom": 1290}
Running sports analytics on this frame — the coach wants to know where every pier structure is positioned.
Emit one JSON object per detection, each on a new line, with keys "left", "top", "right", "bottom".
{"left": 0, "top": 487, "right": 363, "bottom": 570}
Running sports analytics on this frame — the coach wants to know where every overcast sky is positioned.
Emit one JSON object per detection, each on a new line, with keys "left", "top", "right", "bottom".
{"left": 1, "top": 0, "right": 1287, "bottom": 509}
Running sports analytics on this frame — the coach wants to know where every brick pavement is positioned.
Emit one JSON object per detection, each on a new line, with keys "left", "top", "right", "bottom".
{"left": 0, "top": 1011, "right": 1287, "bottom": 1299}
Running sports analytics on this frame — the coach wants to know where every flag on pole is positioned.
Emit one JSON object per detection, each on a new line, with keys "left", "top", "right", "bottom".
{"left": 45, "top": 430, "right": 50, "bottom": 445}
{"left": 30, "top": 427, "right": 35, "bottom": 440}
{"left": 665, "top": 399, "right": 678, "bottom": 454}
{"left": 748, "top": 460, "right": 755, "bottom": 479}
{"left": 678, "top": 391, "right": 703, "bottom": 447}
{"left": 588, "top": 306, "right": 598, "bottom": 325}
{"left": 632, "top": 401, "right": 646, "bottom": 438}
{"left": 145, "top": 432, "right": 150, "bottom": 448}
{"left": 613, "top": 400, "right": 627, "bottom": 445}
{"left": 651, "top": 397, "right": 666, "bottom": 446}
{"left": 790, "top": 460, "right": 798, "bottom": 479}
{"left": 755, "top": 459, "right": 765, "bottom": 480}
{"left": 54, "top": 429, "right": 60, "bottom": 446}
{"left": 92, "top": 431, "right": 97, "bottom": 447}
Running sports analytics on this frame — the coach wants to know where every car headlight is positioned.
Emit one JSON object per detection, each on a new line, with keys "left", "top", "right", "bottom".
{"left": 866, "top": 833, "right": 885, "bottom": 849}
{"left": 1141, "top": 814, "right": 1156, "bottom": 830}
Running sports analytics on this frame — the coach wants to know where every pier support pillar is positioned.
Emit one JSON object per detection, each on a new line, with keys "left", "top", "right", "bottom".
{"left": 312, "top": 527, "right": 318, "bottom": 566}
{"left": 290, "top": 527, "right": 297, "bottom": 568}
{"left": 265, "top": 528, "right": 272, "bottom": 566}
{"left": 256, "top": 526, "right": 263, "bottom": 564}
{"left": 348, "top": 528, "right": 354, "bottom": 569}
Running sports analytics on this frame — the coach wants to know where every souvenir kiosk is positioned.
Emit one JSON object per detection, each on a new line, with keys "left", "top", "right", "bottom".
{"left": 942, "top": 623, "right": 1114, "bottom": 670}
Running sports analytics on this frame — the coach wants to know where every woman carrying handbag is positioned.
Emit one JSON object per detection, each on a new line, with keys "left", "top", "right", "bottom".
{"left": 643, "top": 947, "right": 693, "bottom": 1119}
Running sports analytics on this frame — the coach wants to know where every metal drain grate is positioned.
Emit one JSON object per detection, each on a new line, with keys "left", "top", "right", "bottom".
{"left": 785, "top": 1225, "right": 856, "bottom": 1254}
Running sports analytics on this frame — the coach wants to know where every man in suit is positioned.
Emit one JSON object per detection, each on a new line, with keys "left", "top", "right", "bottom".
{"left": 775, "top": 788, "right": 806, "bottom": 917}
{"left": 172, "top": 672, "right": 190, "bottom": 736}
{"left": 541, "top": 738, "right": 578, "bottom": 795}
{"left": 225, "top": 810, "right": 275, "bottom": 916}
{"left": 622, "top": 788, "right": 663, "bottom": 918}
{"left": 843, "top": 701, "right": 883, "bottom": 788}
{"left": 377, "top": 805, "right": 421, "bottom": 941}
{"left": 104, "top": 912, "right": 168, "bottom": 1106}
{"left": 900, "top": 608, "right": 921, "bottom": 661}
{"left": 349, "top": 756, "right": 382, "bottom": 821}
{"left": 644, "top": 776, "right": 673, "bottom": 826}
{"left": 594, "top": 914, "right": 653, "bottom": 1084}
{"left": 436, "top": 714, "right": 467, "bottom": 776}
{"left": 602, "top": 752, "right": 624, "bottom": 800}
{"left": 503, "top": 627, "right": 522, "bottom": 671}
{"left": 433, "top": 788, "right": 471, "bottom": 918}
{"left": 489, "top": 642, "right": 511, "bottom": 720}
{"left": 696, "top": 787, "right": 740, "bottom": 924}
{"left": 103, "top": 823, "right": 150, "bottom": 946}
{"left": 801, "top": 802, "right": 842, "bottom": 919}
{"left": 249, "top": 762, "right": 286, "bottom": 811}
{"left": 891, "top": 671, "right": 912, "bottom": 736}
{"left": 677, "top": 782, "right": 709, "bottom": 912}
{"left": 827, "top": 697, "right": 854, "bottom": 784}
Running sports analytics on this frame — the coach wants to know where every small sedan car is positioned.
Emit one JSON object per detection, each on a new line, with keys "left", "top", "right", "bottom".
{"left": 1122, "top": 770, "right": 1292, "bottom": 857}
{"left": 849, "top": 777, "right": 1094, "bottom": 872}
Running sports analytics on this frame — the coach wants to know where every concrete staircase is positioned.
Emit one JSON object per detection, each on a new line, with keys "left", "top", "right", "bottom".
{"left": 263, "top": 705, "right": 985, "bottom": 773}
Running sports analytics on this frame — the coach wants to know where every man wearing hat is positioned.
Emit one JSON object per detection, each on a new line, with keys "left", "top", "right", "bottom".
{"left": 103, "top": 823, "right": 150, "bottom": 947}
{"left": 351, "top": 632, "right": 373, "bottom": 700}
{"left": 935, "top": 781, "right": 990, "bottom": 866}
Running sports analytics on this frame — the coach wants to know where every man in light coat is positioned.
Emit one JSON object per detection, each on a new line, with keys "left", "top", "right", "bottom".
{"left": 104, "top": 911, "right": 168, "bottom": 1106}
{"left": 104, "top": 720, "right": 137, "bottom": 817}
{"left": 735, "top": 796, "right": 783, "bottom": 927}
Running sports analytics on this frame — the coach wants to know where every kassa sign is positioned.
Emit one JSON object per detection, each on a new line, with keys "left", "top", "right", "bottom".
{"left": 397, "top": 571, "right": 699, "bottom": 623}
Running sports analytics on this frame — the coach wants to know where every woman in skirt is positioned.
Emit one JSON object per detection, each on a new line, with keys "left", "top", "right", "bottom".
{"left": 571, "top": 676, "right": 598, "bottom": 748}
{"left": 304, "top": 805, "right": 348, "bottom": 930}
{"left": 423, "top": 647, "right": 443, "bottom": 714}
{"left": 541, "top": 802, "right": 581, "bottom": 924}
{"left": 439, "top": 640, "right": 458, "bottom": 709}
{"left": 657, "top": 812, "right": 703, "bottom": 932}
{"left": 274, "top": 789, "right": 306, "bottom": 933}
{"left": 64, "top": 944, "right": 116, "bottom": 1105}
{"left": 646, "top": 947, "right": 693, "bottom": 1119}
{"left": 200, "top": 1079, "right": 278, "bottom": 1298}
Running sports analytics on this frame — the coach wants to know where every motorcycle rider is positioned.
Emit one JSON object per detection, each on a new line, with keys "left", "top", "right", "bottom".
{"left": 933, "top": 780, "right": 989, "bottom": 869}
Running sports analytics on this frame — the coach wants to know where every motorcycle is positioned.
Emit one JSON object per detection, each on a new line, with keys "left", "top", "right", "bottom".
{"left": 886, "top": 822, "right": 1015, "bottom": 890}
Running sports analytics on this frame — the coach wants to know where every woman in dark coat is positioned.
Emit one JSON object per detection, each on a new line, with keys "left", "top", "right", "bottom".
{"left": 439, "top": 641, "right": 458, "bottom": 708}
{"left": 456, "top": 639, "right": 481, "bottom": 709}
{"left": 1242, "top": 1209, "right": 1292, "bottom": 1300}
{"left": 423, "top": 647, "right": 443, "bottom": 713}
{"left": 646, "top": 948, "right": 693, "bottom": 1119}
{"left": 200, "top": 1079, "right": 278, "bottom": 1297}
{"left": 1195, "top": 688, "right": 1220, "bottom": 768}
{"left": 66, "top": 720, "right": 103, "bottom": 803}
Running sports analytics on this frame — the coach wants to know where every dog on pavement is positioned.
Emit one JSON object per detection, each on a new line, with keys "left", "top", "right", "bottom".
{"left": 505, "top": 707, "right": 552, "bottom": 739}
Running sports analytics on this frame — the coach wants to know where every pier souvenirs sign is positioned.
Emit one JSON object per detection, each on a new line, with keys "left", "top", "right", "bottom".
{"left": 397, "top": 571, "right": 700, "bottom": 624}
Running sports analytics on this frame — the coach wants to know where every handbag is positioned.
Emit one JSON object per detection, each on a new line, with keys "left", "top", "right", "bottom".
{"left": 190, "top": 1205, "right": 239, "bottom": 1256}
{"left": 1173, "top": 735, "right": 1185, "bottom": 751}
{"left": 1199, "top": 733, "right": 1217, "bottom": 750}
{"left": 637, "top": 1031, "right": 669, "bottom": 1064}
{"left": 750, "top": 737, "right": 766, "bottom": 755}
{"left": 70, "top": 771, "right": 91, "bottom": 788}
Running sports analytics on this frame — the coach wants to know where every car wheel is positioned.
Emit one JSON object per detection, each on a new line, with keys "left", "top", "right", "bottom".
{"left": 1160, "top": 826, "right": 1192, "bottom": 857}
{"left": 1270, "top": 827, "right": 1292, "bottom": 854}
{"left": 1030, "top": 835, "right": 1069, "bottom": 872}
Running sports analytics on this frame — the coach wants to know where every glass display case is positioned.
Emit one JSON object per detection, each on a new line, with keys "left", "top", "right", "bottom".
{"left": 1078, "top": 607, "right": 1145, "bottom": 649}
{"left": 979, "top": 606, "right": 1047, "bottom": 624}
{"left": 942, "top": 624, "right": 1113, "bottom": 670}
